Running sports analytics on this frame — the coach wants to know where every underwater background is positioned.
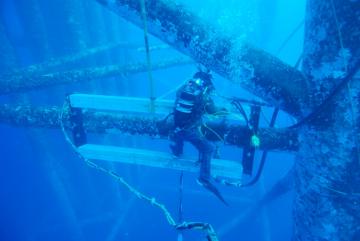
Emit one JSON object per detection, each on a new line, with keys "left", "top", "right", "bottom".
{"left": 0, "top": 0, "right": 309, "bottom": 241}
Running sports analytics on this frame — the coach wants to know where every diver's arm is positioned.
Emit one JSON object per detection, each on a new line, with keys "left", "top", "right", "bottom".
{"left": 205, "top": 97, "right": 228, "bottom": 115}
{"left": 175, "top": 85, "right": 184, "bottom": 99}
{"left": 174, "top": 85, "right": 186, "bottom": 107}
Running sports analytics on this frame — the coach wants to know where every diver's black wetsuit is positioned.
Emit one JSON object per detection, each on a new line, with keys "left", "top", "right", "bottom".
{"left": 170, "top": 82, "right": 217, "bottom": 180}
{"left": 170, "top": 71, "right": 228, "bottom": 205}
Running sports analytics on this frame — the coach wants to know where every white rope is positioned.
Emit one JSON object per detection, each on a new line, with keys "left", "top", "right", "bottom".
{"left": 59, "top": 100, "right": 176, "bottom": 226}
{"left": 59, "top": 99, "right": 223, "bottom": 240}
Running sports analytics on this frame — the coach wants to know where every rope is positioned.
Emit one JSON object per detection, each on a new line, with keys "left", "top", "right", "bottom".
{"left": 59, "top": 98, "right": 222, "bottom": 240}
{"left": 175, "top": 222, "right": 219, "bottom": 241}
{"left": 213, "top": 177, "right": 242, "bottom": 188}
{"left": 276, "top": 19, "right": 305, "bottom": 56}
{"left": 296, "top": 161, "right": 360, "bottom": 198}
{"left": 177, "top": 171, "right": 184, "bottom": 241}
{"left": 157, "top": 79, "right": 188, "bottom": 100}
{"left": 330, "top": 0, "right": 360, "bottom": 165}
{"left": 139, "top": 0, "right": 156, "bottom": 112}
{"left": 59, "top": 99, "right": 176, "bottom": 226}
{"left": 202, "top": 122, "right": 225, "bottom": 143}
{"left": 178, "top": 172, "right": 184, "bottom": 223}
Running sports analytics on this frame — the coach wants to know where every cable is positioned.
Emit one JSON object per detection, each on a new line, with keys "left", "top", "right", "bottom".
{"left": 241, "top": 108, "right": 279, "bottom": 187}
{"left": 289, "top": 1, "right": 360, "bottom": 130}
{"left": 287, "top": 2, "right": 360, "bottom": 197}
{"left": 289, "top": 54, "right": 360, "bottom": 129}
{"left": 231, "top": 100, "right": 250, "bottom": 128}
{"left": 217, "top": 51, "right": 302, "bottom": 188}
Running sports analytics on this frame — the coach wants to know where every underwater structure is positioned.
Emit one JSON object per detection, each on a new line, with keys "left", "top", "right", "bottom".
{"left": 92, "top": 1, "right": 360, "bottom": 240}
{"left": 0, "top": 0, "right": 359, "bottom": 240}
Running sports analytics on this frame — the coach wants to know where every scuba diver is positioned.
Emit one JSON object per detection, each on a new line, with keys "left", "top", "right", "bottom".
{"left": 169, "top": 70, "right": 228, "bottom": 205}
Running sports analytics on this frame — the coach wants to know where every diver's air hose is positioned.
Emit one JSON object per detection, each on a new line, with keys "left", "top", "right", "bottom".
{"left": 289, "top": 57, "right": 360, "bottom": 129}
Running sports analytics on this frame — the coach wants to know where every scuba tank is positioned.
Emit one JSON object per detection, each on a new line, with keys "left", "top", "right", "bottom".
{"left": 174, "top": 78, "right": 207, "bottom": 128}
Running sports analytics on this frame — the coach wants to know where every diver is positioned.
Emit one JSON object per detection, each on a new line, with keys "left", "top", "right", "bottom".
{"left": 169, "top": 70, "right": 228, "bottom": 205}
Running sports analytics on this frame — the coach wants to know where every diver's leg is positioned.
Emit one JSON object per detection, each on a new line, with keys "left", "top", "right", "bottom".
{"left": 187, "top": 129, "right": 228, "bottom": 205}
{"left": 170, "top": 128, "right": 184, "bottom": 157}
{"left": 199, "top": 151, "right": 212, "bottom": 180}
{"left": 185, "top": 128, "right": 214, "bottom": 180}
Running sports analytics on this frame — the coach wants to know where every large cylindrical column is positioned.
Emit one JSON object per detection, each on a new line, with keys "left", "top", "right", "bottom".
{"left": 294, "top": 0, "right": 360, "bottom": 240}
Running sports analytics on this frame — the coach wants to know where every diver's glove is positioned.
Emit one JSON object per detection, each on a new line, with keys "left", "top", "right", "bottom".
{"left": 156, "top": 113, "right": 175, "bottom": 136}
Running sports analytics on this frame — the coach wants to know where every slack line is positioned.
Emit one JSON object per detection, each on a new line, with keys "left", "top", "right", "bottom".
{"left": 59, "top": 98, "right": 222, "bottom": 241}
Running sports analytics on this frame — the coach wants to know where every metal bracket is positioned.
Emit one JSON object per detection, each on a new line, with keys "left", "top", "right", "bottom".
{"left": 242, "top": 105, "right": 261, "bottom": 175}
{"left": 68, "top": 102, "right": 87, "bottom": 147}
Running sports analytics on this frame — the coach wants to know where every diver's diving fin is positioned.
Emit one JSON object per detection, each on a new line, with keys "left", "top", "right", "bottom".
{"left": 198, "top": 178, "right": 229, "bottom": 206}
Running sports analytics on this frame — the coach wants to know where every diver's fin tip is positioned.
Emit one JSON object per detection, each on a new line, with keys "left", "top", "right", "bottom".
{"left": 198, "top": 178, "right": 229, "bottom": 206}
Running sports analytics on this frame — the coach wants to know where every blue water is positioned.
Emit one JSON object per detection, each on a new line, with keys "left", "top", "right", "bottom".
{"left": 0, "top": 0, "right": 305, "bottom": 240}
